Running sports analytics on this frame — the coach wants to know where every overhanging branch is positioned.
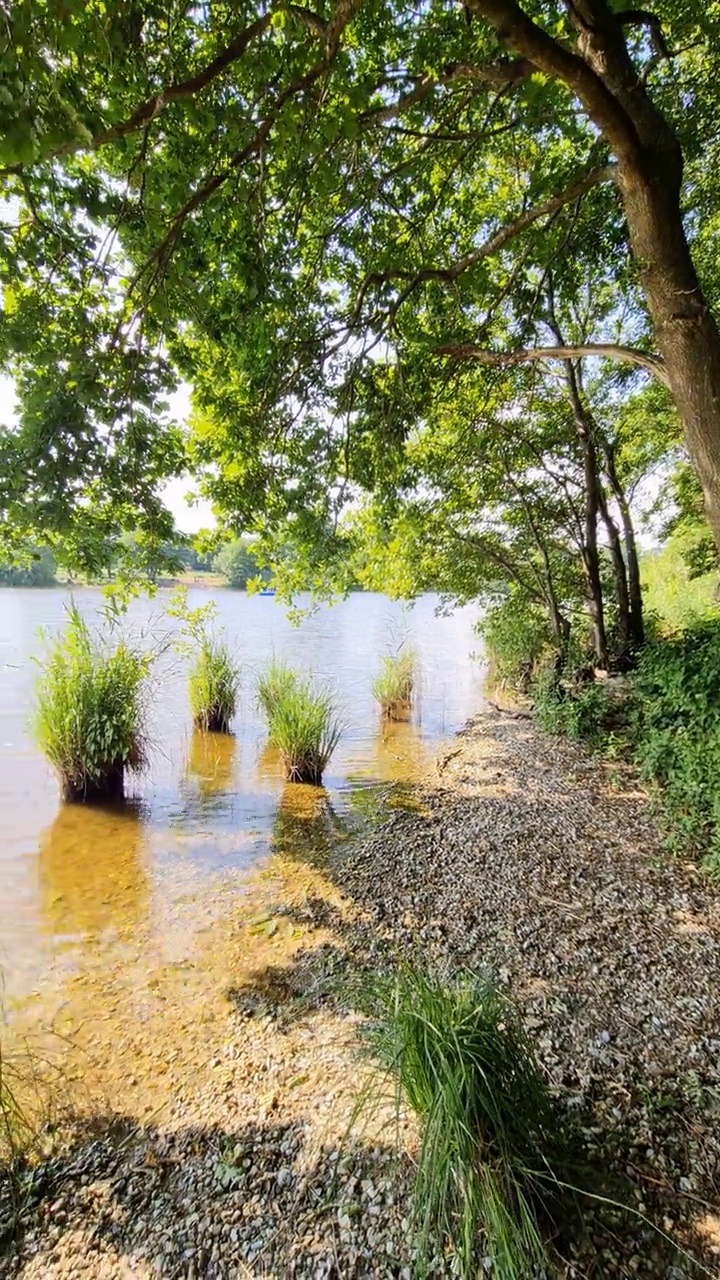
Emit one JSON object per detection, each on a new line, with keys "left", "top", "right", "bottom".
{"left": 435, "top": 341, "right": 669, "bottom": 384}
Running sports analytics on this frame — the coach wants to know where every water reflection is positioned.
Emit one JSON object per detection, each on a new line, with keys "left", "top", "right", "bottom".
{"left": 272, "top": 784, "right": 350, "bottom": 867}
{"left": 185, "top": 730, "right": 238, "bottom": 799}
{"left": 38, "top": 801, "right": 148, "bottom": 947}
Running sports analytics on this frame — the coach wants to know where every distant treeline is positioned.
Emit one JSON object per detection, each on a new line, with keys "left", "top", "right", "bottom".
{"left": 0, "top": 548, "right": 57, "bottom": 586}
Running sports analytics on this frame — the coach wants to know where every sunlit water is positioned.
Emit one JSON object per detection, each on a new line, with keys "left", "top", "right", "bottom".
{"left": 0, "top": 588, "right": 484, "bottom": 1096}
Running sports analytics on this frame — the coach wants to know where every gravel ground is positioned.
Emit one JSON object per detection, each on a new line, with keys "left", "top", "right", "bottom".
{"left": 2, "top": 712, "right": 720, "bottom": 1277}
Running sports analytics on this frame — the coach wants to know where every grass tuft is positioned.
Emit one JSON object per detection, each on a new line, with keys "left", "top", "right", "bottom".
{"left": 365, "top": 965, "right": 567, "bottom": 1279}
{"left": 188, "top": 636, "right": 239, "bottom": 733}
{"left": 372, "top": 647, "right": 416, "bottom": 720}
{"left": 257, "top": 663, "right": 342, "bottom": 784}
{"left": 33, "top": 605, "right": 151, "bottom": 802}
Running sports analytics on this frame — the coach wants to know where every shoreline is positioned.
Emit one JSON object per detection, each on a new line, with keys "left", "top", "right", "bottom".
{"left": 3, "top": 712, "right": 720, "bottom": 1277}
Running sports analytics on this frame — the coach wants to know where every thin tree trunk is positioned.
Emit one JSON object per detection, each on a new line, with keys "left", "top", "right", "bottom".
{"left": 596, "top": 480, "right": 631, "bottom": 652}
{"left": 601, "top": 438, "right": 644, "bottom": 649}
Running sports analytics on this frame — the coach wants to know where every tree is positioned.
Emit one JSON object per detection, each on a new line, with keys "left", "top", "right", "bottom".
{"left": 213, "top": 539, "right": 264, "bottom": 589}
{"left": 2, "top": 1, "right": 720, "bottom": 571}
{"left": 0, "top": 546, "right": 56, "bottom": 586}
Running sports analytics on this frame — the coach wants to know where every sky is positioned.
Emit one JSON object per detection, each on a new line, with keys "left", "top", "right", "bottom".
{"left": 0, "top": 375, "right": 216, "bottom": 537}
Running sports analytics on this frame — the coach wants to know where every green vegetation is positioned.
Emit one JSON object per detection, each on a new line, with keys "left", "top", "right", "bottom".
{"left": 372, "top": 647, "right": 416, "bottom": 720}
{"left": 631, "top": 622, "right": 720, "bottom": 871}
{"left": 0, "top": 547, "right": 56, "bottom": 587}
{"left": 33, "top": 607, "right": 151, "bottom": 802}
{"left": 212, "top": 539, "right": 266, "bottom": 589}
{"left": 640, "top": 540, "right": 719, "bottom": 631}
{"left": 257, "top": 665, "right": 341, "bottom": 784}
{"left": 188, "top": 636, "right": 239, "bottom": 733}
{"left": 256, "top": 660, "right": 300, "bottom": 724}
{"left": 366, "top": 966, "right": 567, "bottom": 1279}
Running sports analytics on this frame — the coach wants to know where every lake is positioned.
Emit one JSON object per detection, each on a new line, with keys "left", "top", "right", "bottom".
{"left": 0, "top": 588, "right": 485, "bottom": 1069}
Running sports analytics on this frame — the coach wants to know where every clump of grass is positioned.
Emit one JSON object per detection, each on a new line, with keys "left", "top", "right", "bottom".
{"left": 34, "top": 606, "right": 151, "bottom": 803}
{"left": 188, "top": 636, "right": 239, "bottom": 733}
{"left": 366, "top": 966, "right": 567, "bottom": 1279}
{"left": 372, "top": 647, "right": 416, "bottom": 720}
{"left": 256, "top": 658, "right": 300, "bottom": 722}
{"left": 257, "top": 663, "right": 341, "bottom": 784}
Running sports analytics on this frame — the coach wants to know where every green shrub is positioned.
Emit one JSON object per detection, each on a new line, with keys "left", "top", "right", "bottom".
{"left": 630, "top": 620, "right": 720, "bottom": 866}
{"left": 188, "top": 636, "right": 239, "bottom": 732}
{"left": 34, "top": 606, "right": 151, "bottom": 802}
{"left": 478, "top": 593, "right": 554, "bottom": 689}
{"left": 366, "top": 966, "right": 566, "bottom": 1279}
{"left": 258, "top": 666, "right": 342, "bottom": 784}
{"left": 533, "top": 670, "right": 616, "bottom": 745}
{"left": 372, "top": 647, "right": 416, "bottom": 719}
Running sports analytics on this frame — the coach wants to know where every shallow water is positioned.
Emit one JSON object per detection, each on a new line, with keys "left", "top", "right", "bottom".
{"left": 0, "top": 588, "right": 484, "bottom": 1055}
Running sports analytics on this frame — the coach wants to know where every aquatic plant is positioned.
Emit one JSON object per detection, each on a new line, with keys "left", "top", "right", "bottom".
{"left": 188, "top": 635, "right": 239, "bottom": 732}
{"left": 258, "top": 665, "right": 341, "bottom": 784}
{"left": 256, "top": 659, "right": 300, "bottom": 723}
{"left": 365, "top": 966, "right": 567, "bottom": 1279}
{"left": 33, "top": 606, "right": 151, "bottom": 802}
{"left": 372, "top": 647, "right": 416, "bottom": 720}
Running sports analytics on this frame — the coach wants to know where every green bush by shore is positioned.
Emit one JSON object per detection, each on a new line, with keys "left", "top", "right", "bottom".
{"left": 372, "top": 647, "right": 416, "bottom": 720}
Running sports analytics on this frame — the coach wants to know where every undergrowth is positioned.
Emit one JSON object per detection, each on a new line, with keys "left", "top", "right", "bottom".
{"left": 33, "top": 605, "right": 151, "bottom": 801}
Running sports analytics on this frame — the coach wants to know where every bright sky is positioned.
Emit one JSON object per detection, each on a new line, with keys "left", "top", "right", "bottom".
{"left": 0, "top": 375, "right": 215, "bottom": 537}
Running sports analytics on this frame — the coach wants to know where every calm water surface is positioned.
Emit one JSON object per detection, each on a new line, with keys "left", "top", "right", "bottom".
{"left": 0, "top": 588, "right": 485, "bottom": 1034}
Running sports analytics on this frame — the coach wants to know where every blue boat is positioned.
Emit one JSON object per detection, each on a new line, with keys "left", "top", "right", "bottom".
{"left": 259, "top": 585, "right": 276, "bottom": 597}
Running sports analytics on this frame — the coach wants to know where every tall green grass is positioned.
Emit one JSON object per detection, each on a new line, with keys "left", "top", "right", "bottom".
{"left": 372, "top": 647, "right": 416, "bottom": 720}
{"left": 257, "top": 663, "right": 341, "bottom": 784}
{"left": 366, "top": 967, "right": 567, "bottom": 1279}
{"left": 34, "top": 606, "right": 151, "bottom": 802}
{"left": 188, "top": 636, "right": 239, "bottom": 733}
{"left": 256, "top": 658, "right": 301, "bottom": 722}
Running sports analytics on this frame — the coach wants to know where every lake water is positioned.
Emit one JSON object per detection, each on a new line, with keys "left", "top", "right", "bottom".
{"left": 0, "top": 588, "right": 485, "bottom": 1063}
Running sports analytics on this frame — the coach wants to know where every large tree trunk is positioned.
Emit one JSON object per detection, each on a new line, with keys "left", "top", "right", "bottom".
{"left": 619, "top": 166, "right": 720, "bottom": 553}
{"left": 470, "top": 0, "right": 720, "bottom": 556}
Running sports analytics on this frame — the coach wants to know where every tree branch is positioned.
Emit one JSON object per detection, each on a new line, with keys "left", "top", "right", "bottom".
{"left": 435, "top": 340, "right": 669, "bottom": 384}
{"left": 617, "top": 9, "right": 669, "bottom": 59}
{"left": 348, "top": 163, "right": 615, "bottom": 327}
{"left": 465, "top": 0, "right": 642, "bottom": 165}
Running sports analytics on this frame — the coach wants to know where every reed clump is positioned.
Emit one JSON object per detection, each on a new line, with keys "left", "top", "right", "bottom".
{"left": 257, "top": 663, "right": 341, "bottom": 784}
{"left": 33, "top": 606, "right": 151, "bottom": 803}
{"left": 188, "top": 636, "right": 239, "bottom": 733}
{"left": 372, "top": 647, "right": 416, "bottom": 720}
{"left": 366, "top": 965, "right": 568, "bottom": 1279}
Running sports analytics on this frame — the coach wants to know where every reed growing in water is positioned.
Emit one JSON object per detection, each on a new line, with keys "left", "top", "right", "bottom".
{"left": 33, "top": 606, "right": 151, "bottom": 802}
{"left": 188, "top": 636, "right": 239, "bottom": 732}
{"left": 365, "top": 966, "right": 568, "bottom": 1279}
{"left": 372, "top": 647, "right": 416, "bottom": 720}
{"left": 257, "top": 663, "right": 341, "bottom": 784}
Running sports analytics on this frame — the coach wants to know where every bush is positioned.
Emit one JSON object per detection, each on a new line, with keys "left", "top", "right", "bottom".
{"left": 34, "top": 606, "right": 151, "bottom": 802}
{"left": 188, "top": 636, "right": 239, "bottom": 733}
{"left": 213, "top": 538, "right": 264, "bottom": 588}
{"left": 478, "top": 593, "right": 554, "bottom": 689}
{"left": 630, "top": 620, "right": 720, "bottom": 866}
{"left": 533, "top": 670, "right": 616, "bottom": 745}
{"left": 372, "top": 647, "right": 415, "bottom": 720}
{"left": 258, "top": 664, "right": 341, "bottom": 784}
{"left": 366, "top": 966, "right": 566, "bottom": 1279}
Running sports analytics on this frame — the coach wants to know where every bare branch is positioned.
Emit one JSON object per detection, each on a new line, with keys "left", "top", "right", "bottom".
{"left": 435, "top": 341, "right": 669, "bottom": 384}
